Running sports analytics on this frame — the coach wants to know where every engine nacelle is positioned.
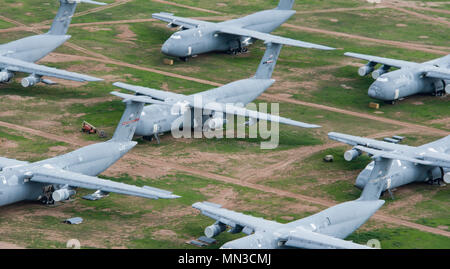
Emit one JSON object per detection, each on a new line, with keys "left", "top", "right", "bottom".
{"left": 344, "top": 148, "right": 361, "bottom": 161}
{"left": 372, "top": 65, "right": 390, "bottom": 79}
{"left": 228, "top": 225, "right": 244, "bottom": 234}
{"left": 52, "top": 188, "right": 76, "bottom": 202}
{"left": 444, "top": 172, "right": 450, "bottom": 184}
{"left": 21, "top": 75, "right": 41, "bottom": 87}
{"left": 445, "top": 84, "right": 450, "bottom": 95}
{"left": 204, "top": 222, "right": 226, "bottom": 238}
{"left": 0, "top": 70, "right": 14, "bottom": 83}
{"left": 358, "top": 63, "right": 375, "bottom": 77}
{"left": 207, "top": 116, "right": 224, "bottom": 130}
{"left": 170, "top": 100, "right": 190, "bottom": 116}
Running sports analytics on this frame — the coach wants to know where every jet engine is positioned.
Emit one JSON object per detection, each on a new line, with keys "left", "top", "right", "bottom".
{"left": 21, "top": 74, "right": 41, "bottom": 87}
{"left": 344, "top": 148, "right": 361, "bottom": 161}
{"left": 0, "top": 70, "right": 14, "bottom": 83}
{"left": 205, "top": 222, "right": 227, "bottom": 238}
{"left": 170, "top": 100, "right": 190, "bottom": 116}
{"left": 371, "top": 65, "right": 390, "bottom": 79}
{"left": 444, "top": 172, "right": 450, "bottom": 184}
{"left": 207, "top": 113, "right": 225, "bottom": 130}
{"left": 52, "top": 188, "right": 76, "bottom": 202}
{"left": 228, "top": 225, "right": 244, "bottom": 234}
{"left": 358, "top": 63, "right": 375, "bottom": 76}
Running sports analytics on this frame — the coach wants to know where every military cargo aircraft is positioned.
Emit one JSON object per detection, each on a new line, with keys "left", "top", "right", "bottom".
{"left": 113, "top": 42, "right": 320, "bottom": 142}
{"left": 0, "top": 0, "right": 104, "bottom": 88}
{"left": 0, "top": 92, "right": 180, "bottom": 208}
{"left": 329, "top": 132, "right": 450, "bottom": 197}
{"left": 193, "top": 177, "right": 386, "bottom": 249}
{"left": 152, "top": 0, "right": 334, "bottom": 61}
{"left": 345, "top": 52, "right": 450, "bottom": 103}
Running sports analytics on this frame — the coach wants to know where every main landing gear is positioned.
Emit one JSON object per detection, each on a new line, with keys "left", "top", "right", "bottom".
{"left": 143, "top": 134, "right": 161, "bottom": 144}
{"left": 228, "top": 47, "right": 248, "bottom": 55}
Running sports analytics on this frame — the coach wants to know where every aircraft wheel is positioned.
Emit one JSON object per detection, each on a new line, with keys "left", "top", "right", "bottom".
{"left": 143, "top": 136, "right": 153, "bottom": 141}
{"left": 179, "top": 57, "right": 188, "bottom": 62}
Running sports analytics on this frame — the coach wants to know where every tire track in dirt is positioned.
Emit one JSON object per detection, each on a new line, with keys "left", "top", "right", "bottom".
{"left": 0, "top": 119, "right": 449, "bottom": 237}
{"left": 0, "top": 17, "right": 230, "bottom": 33}
{"left": 32, "top": 0, "right": 134, "bottom": 27}
{"left": 152, "top": 0, "right": 222, "bottom": 15}
{"left": 392, "top": 0, "right": 450, "bottom": 15}
{"left": 282, "top": 24, "right": 450, "bottom": 55}
{"left": 388, "top": 6, "right": 450, "bottom": 27}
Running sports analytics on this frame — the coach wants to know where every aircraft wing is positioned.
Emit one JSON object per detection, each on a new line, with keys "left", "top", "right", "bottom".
{"left": 113, "top": 82, "right": 185, "bottom": 101}
{"left": 284, "top": 228, "right": 372, "bottom": 249}
{"left": 193, "top": 202, "right": 281, "bottom": 232}
{"left": 113, "top": 82, "right": 320, "bottom": 128}
{"left": 329, "top": 132, "right": 450, "bottom": 168}
{"left": 0, "top": 157, "right": 28, "bottom": 170}
{"left": 28, "top": 166, "right": 180, "bottom": 200}
{"left": 0, "top": 55, "right": 102, "bottom": 82}
{"left": 344, "top": 52, "right": 417, "bottom": 69}
{"left": 328, "top": 132, "right": 409, "bottom": 151}
{"left": 152, "top": 12, "right": 213, "bottom": 29}
{"left": 217, "top": 26, "right": 334, "bottom": 50}
{"left": 421, "top": 66, "right": 450, "bottom": 80}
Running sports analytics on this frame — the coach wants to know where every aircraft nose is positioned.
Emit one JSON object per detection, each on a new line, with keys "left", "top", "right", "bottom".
{"left": 368, "top": 84, "right": 379, "bottom": 99}
{"left": 161, "top": 41, "right": 170, "bottom": 55}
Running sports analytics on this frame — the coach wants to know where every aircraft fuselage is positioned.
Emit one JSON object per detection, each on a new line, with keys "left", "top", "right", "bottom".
{"left": 161, "top": 10, "right": 295, "bottom": 58}
{"left": 368, "top": 68, "right": 447, "bottom": 101}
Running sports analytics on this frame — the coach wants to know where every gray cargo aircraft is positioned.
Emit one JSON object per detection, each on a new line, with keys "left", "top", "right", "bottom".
{"left": 113, "top": 42, "right": 320, "bottom": 142}
{"left": 0, "top": 0, "right": 104, "bottom": 88}
{"left": 193, "top": 177, "right": 386, "bottom": 249}
{"left": 329, "top": 132, "right": 450, "bottom": 197}
{"left": 345, "top": 52, "right": 450, "bottom": 103}
{"left": 152, "top": 0, "right": 334, "bottom": 61}
{"left": 0, "top": 92, "right": 180, "bottom": 208}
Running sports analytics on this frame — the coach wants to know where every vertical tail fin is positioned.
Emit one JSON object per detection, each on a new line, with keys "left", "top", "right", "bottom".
{"left": 254, "top": 42, "right": 283, "bottom": 79}
{"left": 276, "top": 0, "right": 295, "bottom": 10}
{"left": 48, "top": 0, "right": 106, "bottom": 35}
{"left": 110, "top": 91, "right": 163, "bottom": 142}
{"left": 111, "top": 100, "right": 145, "bottom": 142}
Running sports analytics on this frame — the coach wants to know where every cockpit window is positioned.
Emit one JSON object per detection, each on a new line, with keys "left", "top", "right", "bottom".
{"left": 376, "top": 77, "right": 388, "bottom": 82}
{"left": 170, "top": 34, "right": 182, "bottom": 40}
